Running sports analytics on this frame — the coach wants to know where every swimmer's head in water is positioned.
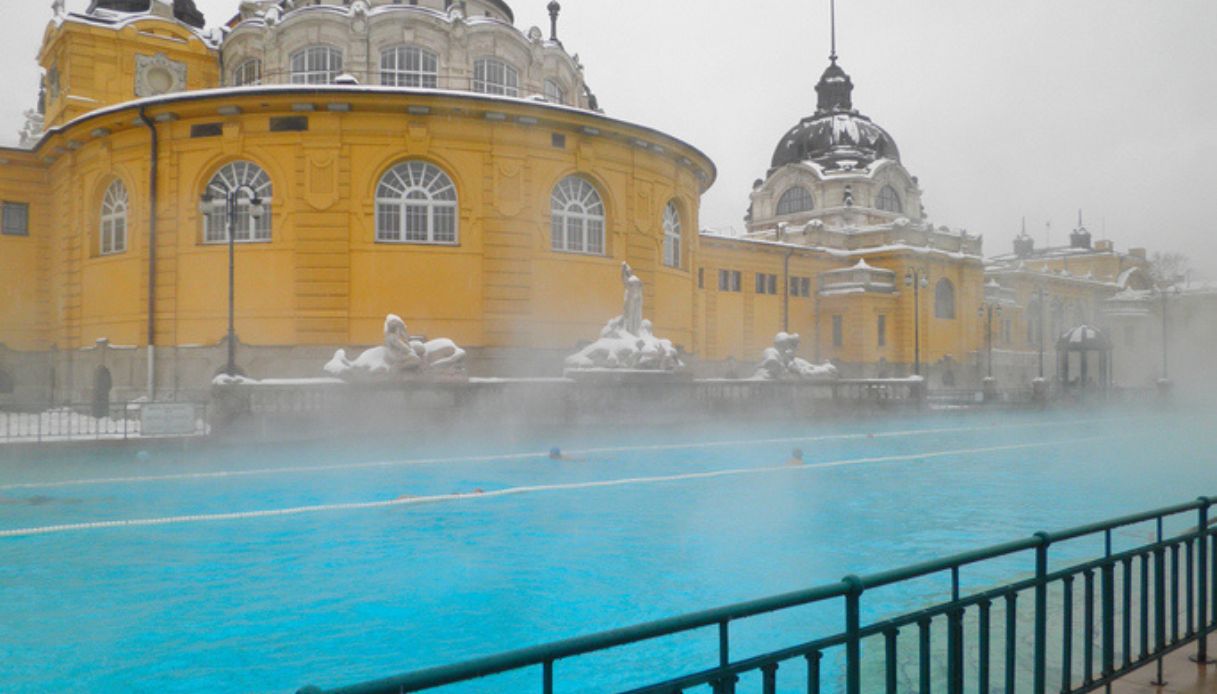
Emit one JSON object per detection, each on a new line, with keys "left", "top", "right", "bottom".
{"left": 791, "top": 448, "right": 804, "bottom": 460}
{"left": 549, "top": 447, "right": 562, "bottom": 460}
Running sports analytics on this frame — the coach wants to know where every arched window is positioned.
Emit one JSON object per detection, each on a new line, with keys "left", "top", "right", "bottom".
{"left": 776, "top": 187, "right": 814, "bottom": 216}
{"left": 544, "top": 79, "right": 565, "bottom": 105}
{"left": 662, "top": 201, "right": 681, "bottom": 269}
{"left": 233, "top": 59, "right": 262, "bottom": 87}
{"left": 473, "top": 58, "right": 519, "bottom": 96}
{"left": 290, "top": 46, "right": 343, "bottom": 84}
{"left": 375, "top": 161, "right": 458, "bottom": 244}
{"left": 934, "top": 278, "right": 956, "bottom": 319}
{"left": 381, "top": 46, "right": 438, "bottom": 88}
{"left": 202, "top": 161, "right": 273, "bottom": 244}
{"left": 551, "top": 176, "right": 605, "bottom": 255}
{"left": 877, "top": 185, "right": 903, "bottom": 213}
{"left": 99, "top": 180, "right": 128, "bottom": 255}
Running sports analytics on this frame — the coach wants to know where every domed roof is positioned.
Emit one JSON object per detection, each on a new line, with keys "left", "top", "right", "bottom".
{"left": 86, "top": 0, "right": 205, "bottom": 29}
{"left": 770, "top": 59, "right": 900, "bottom": 171}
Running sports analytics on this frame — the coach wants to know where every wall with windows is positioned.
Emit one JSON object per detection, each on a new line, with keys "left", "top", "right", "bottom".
{"left": 4, "top": 86, "right": 710, "bottom": 388}
{"left": 222, "top": 4, "right": 588, "bottom": 108}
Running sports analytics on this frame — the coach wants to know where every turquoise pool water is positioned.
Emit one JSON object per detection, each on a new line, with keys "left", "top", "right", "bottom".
{"left": 1, "top": 409, "right": 1213, "bottom": 692}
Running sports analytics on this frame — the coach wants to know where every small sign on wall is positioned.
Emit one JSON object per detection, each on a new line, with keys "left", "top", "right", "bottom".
{"left": 141, "top": 403, "right": 197, "bottom": 436}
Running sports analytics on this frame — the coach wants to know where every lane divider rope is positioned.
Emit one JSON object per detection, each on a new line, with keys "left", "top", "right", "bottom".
{"left": 0, "top": 415, "right": 1146, "bottom": 492}
{"left": 0, "top": 435, "right": 1116, "bottom": 539}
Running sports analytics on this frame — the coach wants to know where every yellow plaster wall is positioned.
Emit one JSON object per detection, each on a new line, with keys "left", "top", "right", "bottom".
{"left": 39, "top": 18, "right": 219, "bottom": 131}
{"left": 0, "top": 153, "right": 51, "bottom": 350}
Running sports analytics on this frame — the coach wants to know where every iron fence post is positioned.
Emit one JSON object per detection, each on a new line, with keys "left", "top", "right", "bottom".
{"left": 947, "top": 606, "right": 964, "bottom": 694}
{"left": 1033, "top": 531, "right": 1050, "bottom": 694}
{"left": 883, "top": 628, "right": 898, "bottom": 694}
{"left": 1102, "top": 561, "right": 1115, "bottom": 677}
{"left": 844, "top": 576, "right": 862, "bottom": 694}
{"left": 805, "top": 650, "right": 822, "bottom": 694}
{"left": 977, "top": 598, "right": 991, "bottom": 694}
{"left": 1196, "top": 498, "right": 1211, "bottom": 664}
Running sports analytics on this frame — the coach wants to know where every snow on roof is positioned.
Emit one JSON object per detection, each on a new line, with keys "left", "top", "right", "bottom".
{"left": 60, "top": 10, "right": 220, "bottom": 47}
{"left": 701, "top": 233, "right": 985, "bottom": 263}
{"left": 28, "top": 84, "right": 716, "bottom": 185}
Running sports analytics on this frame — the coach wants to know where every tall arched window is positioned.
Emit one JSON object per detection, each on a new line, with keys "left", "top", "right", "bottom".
{"left": 375, "top": 161, "right": 458, "bottom": 244}
{"left": 551, "top": 176, "right": 605, "bottom": 255}
{"left": 934, "top": 278, "right": 956, "bottom": 319}
{"left": 233, "top": 59, "right": 262, "bottom": 87}
{"left": 877, "top": 185, "right": 903, "bottom": 213}
{"left": 473, "top": 58, "right": 519, "bottom": 96}
{"left": 776, "top": 187, "right": 814, "bottom": 216}
{"left": 99, "top": 180, "right": 128, "bottom": 255}
{"left": 290, "top": 46, "right": 343, "bottom": 84}
{"left": 381, "top": 46, "right": 438, "bottom": 88}
{"left": 662, "top": 201, "right": 681, "bottom": 269}
{"left": 202, "top": 161, "right": 273, "bottom": 243}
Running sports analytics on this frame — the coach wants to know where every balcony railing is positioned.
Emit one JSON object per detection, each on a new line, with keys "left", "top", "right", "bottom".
{"left": 299, "top": 496, "right": 1217, "bottom": 694}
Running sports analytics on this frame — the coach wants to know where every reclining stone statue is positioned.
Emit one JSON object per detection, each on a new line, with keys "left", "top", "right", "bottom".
{"left": 325, "top": 314, "right": 466, "bottom": 379}
{"left": 753, "top": 332, "right": 837, "bottom": 381}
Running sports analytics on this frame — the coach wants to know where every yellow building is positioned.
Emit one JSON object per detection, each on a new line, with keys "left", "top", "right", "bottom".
{"left": 0, "top": 0, "right": 714, "bottom": 402}
{"left": 0, "top": 0, "right": 1176, "bottom": 404}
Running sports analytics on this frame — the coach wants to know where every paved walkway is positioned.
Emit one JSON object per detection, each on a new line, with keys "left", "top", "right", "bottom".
{"left": 1112, "top": 637, "right": 1217, "bottom": 693}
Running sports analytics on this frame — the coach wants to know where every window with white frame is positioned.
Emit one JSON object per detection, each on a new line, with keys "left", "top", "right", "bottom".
{"left": 290, "top": 46, "right": 343, "bottom": 85}
{"left": 375, "top": 161, "right": 458, "bottom": 244}
{"left": 551, "top": 176, "right": 604, "bottom": 255}
{"left": 776, "top": 187, "right": 814, "bottom": 216}
{"left": 233, "top": 59, "right": 262, "bottom": 87}
{"left": 544, "top": 79, "right": 565, "bottom": 105}
{"left": 99, "top": 180, "right": 128, "bottom": 255}
{"left": 876, "top": 185, "right": 903, "bottom": 213}
{"left": 202, "top": 161, "right": 273, "bottom": 243}
{"left": 473, "top": 58, "right": 519, "bottom": 96}
{"left": 381, "top": 46, "right": 438, "bottom": 88}
{"left": 662, "top": 201, "right": 681, "bottom": 268}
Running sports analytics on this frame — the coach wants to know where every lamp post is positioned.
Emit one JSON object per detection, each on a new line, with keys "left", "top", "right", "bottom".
{"left": 904, "top": 268, "right": 929, "bottom": 377}
{"left": 978, "top": 301, "right": 1003, "bottom": 380}
{"left": 1155, "top": 281, "right": 1181, "bottom": 387}
{"left": 200, "top": 185, "right": 265, "bottom": 376}
{"left": 1033, "top": 286, "right": 1047, "bottom": 380}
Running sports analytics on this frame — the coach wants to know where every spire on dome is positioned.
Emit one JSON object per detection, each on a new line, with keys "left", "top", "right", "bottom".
{"left": 1070, "top": 209, "right": 1092, "bottom": 249}
{"left": 815, "top": 0, "right": 853, "bottom": 114}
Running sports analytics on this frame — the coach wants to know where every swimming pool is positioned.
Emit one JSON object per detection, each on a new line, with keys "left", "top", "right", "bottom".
{"left": 0, "top": 408, "right": 1212, "bottom": 692}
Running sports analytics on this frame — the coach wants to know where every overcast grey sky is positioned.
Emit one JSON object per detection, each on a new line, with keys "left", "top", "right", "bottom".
{"left": 3, "top": 1, "right": 1215, "bottom": 273}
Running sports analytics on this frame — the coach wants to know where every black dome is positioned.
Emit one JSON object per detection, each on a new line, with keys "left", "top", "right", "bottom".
{"left": 770, "top": 59, "right": 900, "bottom": 171}
{"left": 87, "top": 0, "right": 206, "bottom": 29}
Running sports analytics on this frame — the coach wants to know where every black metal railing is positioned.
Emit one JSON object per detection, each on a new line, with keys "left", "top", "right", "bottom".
{"left": 299, "top": 496, "right": 1217, "bottom": 694}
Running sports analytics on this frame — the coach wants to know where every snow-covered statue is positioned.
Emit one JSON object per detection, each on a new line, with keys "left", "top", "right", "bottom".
{"left": 325, "top": 314, "right": 466, "bottom": 380}
{"left": 753, "top": 332, "right": 837, "bottom": 381}
{"left": 622, "top": 262, "right": 644, "bottom": 336}
{"left": 51, "top": 0, "right": 66, "bottom": 18}
{"left": 565, "top": 263, "right": 683, "bottom": 372}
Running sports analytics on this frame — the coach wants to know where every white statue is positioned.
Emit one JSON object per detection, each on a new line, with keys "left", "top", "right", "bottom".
{"left": 622, "top": 262, "right": 643, "bottom": 337}
{"left": 325, "top": 314, "right": 466, "bottom": 380}
{"left": 753, "top": 332, "right": 837, "bottom": 381}
{"left": 565, "top": 265, "right": 682, "bottom": 372}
